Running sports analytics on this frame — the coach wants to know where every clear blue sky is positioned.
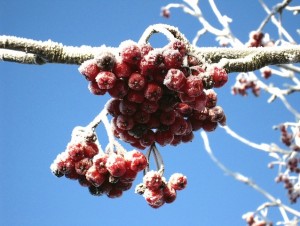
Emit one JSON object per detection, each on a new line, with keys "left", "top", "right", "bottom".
{"left": 0, "top": 1, "right": 299, "bottom": 225}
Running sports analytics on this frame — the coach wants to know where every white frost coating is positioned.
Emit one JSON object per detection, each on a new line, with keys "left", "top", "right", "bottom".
{"left": 118, "top": 39, "right": 138, "bottom": 49}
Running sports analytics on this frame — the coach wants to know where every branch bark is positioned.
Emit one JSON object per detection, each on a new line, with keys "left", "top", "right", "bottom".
{"left": 1, "top": 35, "right": 300, "bottom": 73}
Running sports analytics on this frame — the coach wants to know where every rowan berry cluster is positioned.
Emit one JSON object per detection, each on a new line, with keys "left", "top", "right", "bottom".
{"left": 79, "top": 39, "right": 228, "bottom": 149}
{"left": 136, "top": 171, "right": 187, "bottom": 208}
{"left": 243, "top": 212, "right": 273, "bottom": 226}
{"left": 231, "top": 73, "right": 260, "bottom": 96}
{"left": 50, "top": 126, "right": 148, "bottom": 199}
{"left": 246, "top": 31, "right": 274, "bottom": 48}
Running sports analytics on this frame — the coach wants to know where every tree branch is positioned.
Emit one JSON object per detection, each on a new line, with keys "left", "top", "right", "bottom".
{"left": 1, "top": 35, "right": 300, "bottom": 74}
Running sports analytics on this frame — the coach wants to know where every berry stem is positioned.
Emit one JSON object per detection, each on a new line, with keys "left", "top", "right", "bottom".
{"left": 144, "top": 144, "right": 165, "bottom": 175}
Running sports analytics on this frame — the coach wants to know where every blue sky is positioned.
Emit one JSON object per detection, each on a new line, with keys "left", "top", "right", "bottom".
{"left": 0, "top": 0, "right": 299, "bottom": 225}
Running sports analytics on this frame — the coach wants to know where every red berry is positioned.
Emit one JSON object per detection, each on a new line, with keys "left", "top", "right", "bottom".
{"left": 208, "top": 106, "right": 225, "bottom": 122}
{"left": 144, "top": 83, "right": 163, "bottom": 101}
{"left": 68, "top": 143, "right": 85, "bottom": 162}
{"left": 181, "top": 132, "right": 194, "bottom": 143}
{"left": 119, "top": 168, "right": 138, "bottom": 183}
{"left": 155, "top": 129, "right": 174, "bottom": 146}
{"left": 167, "top": 40, "right": 187, "bottom": 57}
{"left": 113, "top": 61, "right": 132, "bottom": 78}
{"left": 179, "top": 92, "right": 195, "bottom": 103}
{"left": 134, "top": 111, "right": 150, "bottom": 124}
{"left": 108, "top": 80, "right": 128, "bottom": 99}
{"left": 143, "top": 188, "right": 165, "bottom": 208}
{"left": 170, "top": 135, "right": 182, "bottom": 146}
{"left": 202, "top": 120, "right": 218, "bottom": 132}
{"left": 125, "top": 150, "right": 148, "bottom": 172}
{"left": 116, "top": 115, "right": 135, "bottom": 130}
{"left": 210, "top": 67, "right": 228, "bottom": 88}
{"left": 85, "top": 166, "right": 106, "bottom": 187}
{"left": 88, "top": 81, "right": 107, "bottom": 95}
{"left": 83, "top": 142, "right": 99, "bottom": 158}
{"left": 119, "top": 100, "right": 137, "bottom": 116}
{"left": 164, "top": 69, "right": 186, "bottom": 91}
{"left": 114, "top": 181, "right": 133, "bottom": 191}
{"left": 205, "top": 89, "right": 217, "bottom": 108}
{"left": 95, "top": 51, "right": 116, "bottom": 71}
{"left": 107, "top": 187, "right": 123, "bottom": 198}
{"left": 139, "top": 50, "right": 163, "bottom": 76}
{"left": 175, "top": 103, "right": 193, "bottom": 116}
{"left": 106, "top": 99, "right": 121, "bottom": 117}
{"left": 141, "top": 100, "right": 159, "bottom": 113}
{"left": 88, "top": 185, "right": 104, "bottom": 196}
{"left": 106, "top": 154, "right": 127, "bottom": 177}
{"left": 163, "top": 49, "right": 183, "bottom": 69}
{"left": 169, "top": 173, "right": 187, "bottom": 190}
{"left": 140, "top": 129, "right": 155, "bottom": 147}
{"left": 75, "top": 158, "right": 92, "bottom": 175}
{"left": 188, "top": 92, "right": 207, "bottom": 111}
{"left": 170, "top": 116, "right": 188, "bottom": 135}
{"left": 78, "top": 59, "right": 100, "bottom": 81}
{"left": 163, "top": 184, "right": 177, "bottom": 203}
{"left": 96, "top": 71, "right": 117, "bottom": 89}
{"left": 192, "top": 108, "right": 209, "bottom": 121}
{"left": 119, "top": 40, "right": 141, "bottom": 65}
{"left": 182, "top": 75, "right": 204, "bottom": 97}
{"left": 126, "top": 90, "right": 145, "bottom": 103}
{"left": 128, "top": 72, "right": 146, "bottom": 91}
{"left": 161, "top": 7, "right": 170, "bottom": 18}
{"left": 143, "top": 171, "right": 163, "bottom": 190}
{"left": 139, "top": 43, "right": 154, "bottom": 57}
{"left": 93, "top": 153, "right": 109, "bottom": 174}
{"left": 53, "top": 153, "right": 75, "bottom": 175}
{"left": 159, "top": 110, "right": 176, "bottom": 126}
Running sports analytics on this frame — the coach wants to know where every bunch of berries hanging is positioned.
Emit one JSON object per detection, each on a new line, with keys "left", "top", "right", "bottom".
{"left": 78, "top": 38, "right": 228, "bottom": 149}
{"left": 52, "top": 25, "right": 229, "bottom": 208}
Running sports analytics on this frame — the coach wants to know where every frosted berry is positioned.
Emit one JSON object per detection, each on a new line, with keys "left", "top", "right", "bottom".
{"left": 143, "top": 189, "right": 165, "bottom": 208}
{"left": 67, "top": 143, "right": 85, "bottom": 162}
{"left": 106, "top": 154, "right": 127, "bottom": 177}
{"left": 125, "top": 150, "right": 148, "bottom": 172}
{"left": 169, "top": 173, "right": 187, "bottom": 190}
{"left": 83, "top": 142, "right": 99, "bottom": 158}
{"left": 163, "top": 69, "right": 186, "bottom": 91}
{"left": 126, "top": 90, "right": 145, "bottom": 103}
{"left": 119, "top": 100, "right": 137, "bottom": 116}
{"left": 208, "top": 106, "right": 225, "bottom": 122}
{"left": 210, "top": 67, "right": 228, "bottom": 88}
{"left": 170, "top": 116, "right": 188, "bottom": 135}
{"left": 139, "top": 43, "right": 154, "bottom": 57}
{"left": 116, "top": 115, "right": 134, "bottom": 130}
{"left": 95, "top": 51, "right": 116, "bottom": 71}
{"left": 202, "top": 120, "right": 218, "bottom": 132}
{"left": 85, "top": 166, "right": 106, "bottom": 187}
{"left": 175, "top": 103, "right": 193, "bottom": 116}
{"left": 108, "top": 80, "right": 128, "bottom": 99}
{"left": 53, "top": 154, "right": 75, "bottom": 175}
{"left": 163, "top": 49, "right": 183, "bottom": 69}
{"left": 163, "top": 184, "right": 177, "bottom": 203}
{"left": 134, "top": 111, "right": 150, "bottom": 124}
{"left": 128, "top": 72, "right": 146, "bottom": 91}
{"left": 140, "top": 129, "right": 155, "bottom": 147}
{"left": 114, "top": 181, "right": 133, "bottom": 191}
{"left": 119, "top": 168, "right": 138, "bottom": 183}
{"left": 144, "top": 83, "right": 163, "bottom": 101}
{"left": 75, "top": 158, "right": 92, "bottom": 175}
{"left": 88, "top": 81, "right": 106, "bottom": 95}
{"left": 107, "top": 187, "right": 123, "bottom": 198}
{"left": 141, "top": 100, "right": 159, "bottom": 113}
{"left": 139, "top": 50, "right": 163, "bottom": 75}
{"left": 113, "top": 61, "right": 132, "bottom": 78}
{"left": 182, "top": 76, "right": 204, "bottom": 97}
{"left": 93, "top": 153, "right": 109, "bottom": 174}
{"left": 188, "top": 93, "right": 207, "bottom": 111}
{"left": 160, "top": 110, "right": 176, "bottom": 126}
{"left": 119, "top": 40, "right": 141, "bottom": 65}
{"left": 89, "top": 185, "right": 104, "bottom": 196}
{"left": 143, "top": 171, "right": 163, "bottom": 190}
{"left": 205, "top": 89, "right": 217, "bottom": 108}
{"left": 106, "top": 99, "right": 121, "bottom": 117}
{"left": 96, "top": 71, "right": 117, "bottom": 89}
{"left": 78, "top": 59, "right": 100, "bottom": 81}
{"left": 167, "top": 39, "right": 187, "bottom": 57}
{"left": 155, "top": 129, "right": 174, "bottom": 146}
